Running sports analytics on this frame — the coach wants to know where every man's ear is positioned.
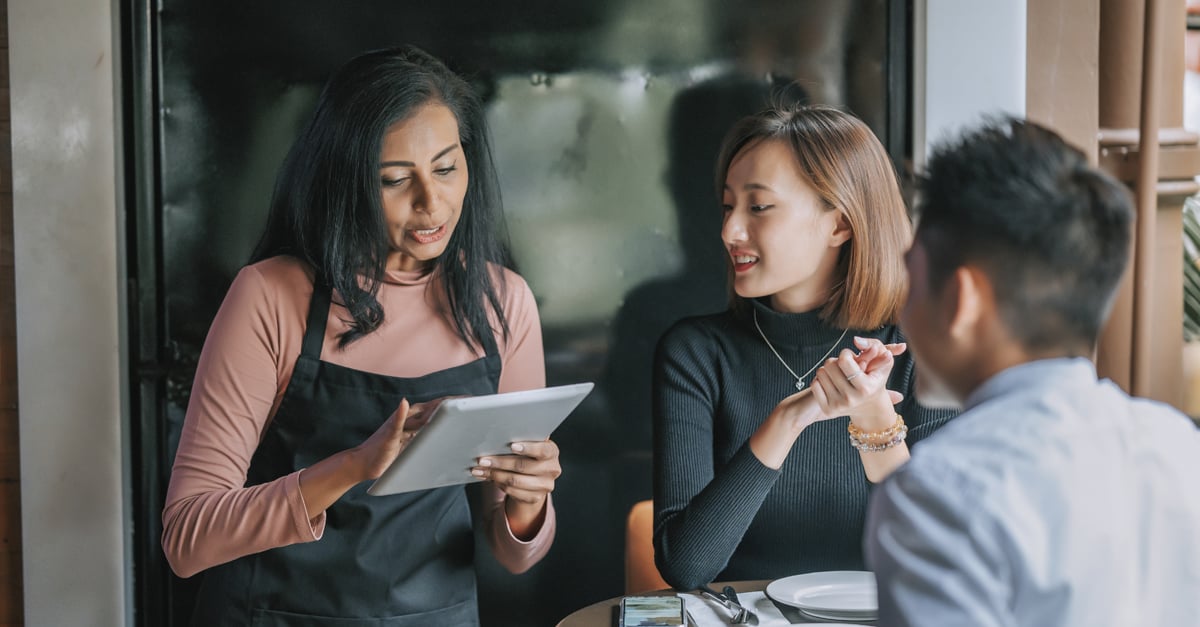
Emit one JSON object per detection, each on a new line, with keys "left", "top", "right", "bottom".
{"left": 828, "top": 211, "right": 852, "bottom": 248}
{"left": 946, "top": 265, "right": 992, "bottom": 342}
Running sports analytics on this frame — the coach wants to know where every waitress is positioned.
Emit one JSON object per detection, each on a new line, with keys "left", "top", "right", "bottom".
{"left": 161, "top": 46, "right": 559, "bottom": 625}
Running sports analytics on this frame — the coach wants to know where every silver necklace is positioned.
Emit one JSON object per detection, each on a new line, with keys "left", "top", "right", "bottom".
{"left": 753, "top": 308, "right": 849, "bottom": 391}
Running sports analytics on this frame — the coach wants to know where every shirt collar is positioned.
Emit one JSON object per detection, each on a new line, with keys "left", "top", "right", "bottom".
{"left": 963, "top": 357, "right": 1098, "bottom": 412}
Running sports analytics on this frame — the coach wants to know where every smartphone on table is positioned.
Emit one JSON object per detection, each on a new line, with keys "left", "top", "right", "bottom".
{"left": 618, "top": 595, "right": 687, "bottom": 627}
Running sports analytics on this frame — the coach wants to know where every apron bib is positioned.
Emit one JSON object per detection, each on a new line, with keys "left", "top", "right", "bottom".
{"left": 190, "top": 283, "right": 501, "bottom": 626}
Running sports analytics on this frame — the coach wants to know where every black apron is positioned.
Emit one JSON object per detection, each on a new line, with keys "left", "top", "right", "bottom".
{"left": 190, "top": 283, "right": 501, "bottom": 626}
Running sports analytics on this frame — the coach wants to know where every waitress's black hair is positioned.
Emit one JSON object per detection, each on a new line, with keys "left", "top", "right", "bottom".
{"left": 251, "top": 46, "right": 514, "bottom": 349}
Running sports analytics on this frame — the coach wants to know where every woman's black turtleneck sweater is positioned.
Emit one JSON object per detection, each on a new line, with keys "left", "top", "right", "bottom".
{"left": 651, "top": 298, "right": 957, "bottom": 590}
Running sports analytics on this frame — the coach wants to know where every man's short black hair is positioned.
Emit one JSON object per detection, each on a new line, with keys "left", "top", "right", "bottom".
{"left": 915, "top": 118, "right": 1134, "bottom": 351}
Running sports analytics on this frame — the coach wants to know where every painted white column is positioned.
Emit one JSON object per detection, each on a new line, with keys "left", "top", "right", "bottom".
{"left": 914, "top": 0, "right": 1027, "bottom": 168}
{"left": 10, "top": 0, "right": 129, "bottom": 625}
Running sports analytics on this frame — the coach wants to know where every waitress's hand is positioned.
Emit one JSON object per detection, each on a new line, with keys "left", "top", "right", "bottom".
{"left": 350, "top": 398, "right": 434, "bottom": 481}
{"left": 473, "top": 439, "right": 561, "bottom": 537}
{"left": 301, "top": 398, "right": 433, "bottom": 519}
{"left": 811, "top": 336, "right": 905, "bottom": 431}
{"left": 472, "top": 440, "right": 561, "bottom": 505}
{"left": 403, "top": 396, "right": 452, "bottom": 432}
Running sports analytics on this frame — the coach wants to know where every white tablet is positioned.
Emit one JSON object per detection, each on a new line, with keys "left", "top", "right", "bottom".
{"left": 367, "top": 382, "right": 594, "bottom": 496}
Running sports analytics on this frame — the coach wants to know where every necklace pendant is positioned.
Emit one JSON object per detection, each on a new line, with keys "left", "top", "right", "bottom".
{"left": 795, "top": 379, "right": 805, "bottom": 391}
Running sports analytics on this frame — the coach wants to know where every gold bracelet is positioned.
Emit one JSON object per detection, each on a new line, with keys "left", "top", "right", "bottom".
{"left": 847, "top": 414, "right": 905, "bottom": 444}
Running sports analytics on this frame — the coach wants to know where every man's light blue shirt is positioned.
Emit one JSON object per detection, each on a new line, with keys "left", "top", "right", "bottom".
{"left": 865, "top": 358, "right": 1200, "bottom": 626}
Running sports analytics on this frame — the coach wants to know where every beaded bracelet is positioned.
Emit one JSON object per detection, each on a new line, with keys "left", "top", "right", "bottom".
{"left": 847, "top": 414, "right": 906, "bottom": 443}
{"left": 849, "top": 428, "right": 908, "bottom": 452}
{"left": 848, "top": 414, "right": 908, "bottom": 451}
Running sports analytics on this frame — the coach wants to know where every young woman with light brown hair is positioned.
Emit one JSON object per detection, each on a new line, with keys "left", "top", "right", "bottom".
{"left": 652, "top": 104, "right": 956, "bottom": 590}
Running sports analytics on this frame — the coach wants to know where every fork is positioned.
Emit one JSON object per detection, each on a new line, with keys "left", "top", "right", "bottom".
{"left": 723, "top": 586, "right": 759, "bottom": 625}
{"left": 696, "top": 585, "right": 757, "bottom": 624}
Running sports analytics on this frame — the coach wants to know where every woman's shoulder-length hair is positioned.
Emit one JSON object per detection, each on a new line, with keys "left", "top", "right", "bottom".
{"left": 715, "top": 103, "right": 911, "bottom": 330}
{"left": 251, "top": 45, "right": 514, "bottom": 349}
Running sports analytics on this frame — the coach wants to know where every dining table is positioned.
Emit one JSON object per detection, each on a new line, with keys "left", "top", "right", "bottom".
{"left": 555, "top": 579, "right": 878, "bottom": 627}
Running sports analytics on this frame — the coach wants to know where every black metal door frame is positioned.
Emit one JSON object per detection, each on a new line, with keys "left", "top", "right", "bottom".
{"left": 120, "top": 0, "right": 172, "bottom": 624}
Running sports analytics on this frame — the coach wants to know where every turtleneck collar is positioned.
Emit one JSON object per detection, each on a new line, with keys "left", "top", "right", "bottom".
{"left": 746, "top": 297, "right": 849, "bottom": 348}
{"left": 381, "top": 267, "right": 435, "bottom": 286}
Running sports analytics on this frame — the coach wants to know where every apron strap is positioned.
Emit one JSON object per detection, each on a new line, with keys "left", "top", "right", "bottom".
{"left": 475, "top": 320, "right": 500, "bottom": 360}
{"left": 301, "top": 282, "right": 333, "bottom": 360}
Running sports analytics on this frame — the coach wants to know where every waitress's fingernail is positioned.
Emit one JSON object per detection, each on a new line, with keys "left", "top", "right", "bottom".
{"left": 480, "top": 458, "right": 493, "bottom": 467}
{"left": 471, "top": 468, "right": 485, "bottom": 476}
{"left": 511, "top": 443, "right": 524, "bottom": 453}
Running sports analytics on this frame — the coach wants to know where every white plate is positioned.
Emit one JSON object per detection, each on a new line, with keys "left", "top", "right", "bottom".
{"left": 765, "top": 570, "right": 878, "bottom": 616}
{"left": 799, "top": 607, "right": 877, "bottom": 622}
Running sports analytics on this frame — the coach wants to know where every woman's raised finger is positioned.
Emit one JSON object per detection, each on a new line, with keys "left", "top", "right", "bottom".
{"left": 508, "top": 440, "right": 559, "bottom": 462}
{"left": 474, "top": 467, "right": 555, "bottom": 494}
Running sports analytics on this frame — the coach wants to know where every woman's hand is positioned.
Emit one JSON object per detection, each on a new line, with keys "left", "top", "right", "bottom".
{"left": 765, "top": 387, "right": 824, "bottom": 433}
{"left": 811, "top": 336, "right": 906, "bottom": 431}
{"left": 748, "top": 389, "right": 825, "bottom": 469}
{"left": 349, "top": 398, "right": 437, "bottom": 482}
{"left": 300, "top": 397, "right": 433, "bottom": 519}
{"left": 814, "top": 337, "right": 914, "bottom": 481}
{"left": 473, "top": 439, "right": 561, "bottom": 538}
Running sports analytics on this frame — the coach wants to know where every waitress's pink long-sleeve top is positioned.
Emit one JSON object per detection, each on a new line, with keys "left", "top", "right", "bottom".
{"left": 162, "top": 255, "right": 555, "bottom": 578}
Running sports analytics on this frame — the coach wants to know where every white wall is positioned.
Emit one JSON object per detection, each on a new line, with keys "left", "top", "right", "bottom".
{"left": 914, "top": 0, "right": 1027, "bottom": 168}
{"left": 9, "top": 0, "right": 128, "bottom": 625}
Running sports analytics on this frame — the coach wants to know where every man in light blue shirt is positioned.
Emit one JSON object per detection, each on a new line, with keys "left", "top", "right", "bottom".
{"left": 865, "top": 118, "right": 1200, "bottom": 626}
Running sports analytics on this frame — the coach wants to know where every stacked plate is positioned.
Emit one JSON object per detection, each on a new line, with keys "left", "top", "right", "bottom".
{"left": 764, "top": 570, "right": 878, "bottom": 623}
